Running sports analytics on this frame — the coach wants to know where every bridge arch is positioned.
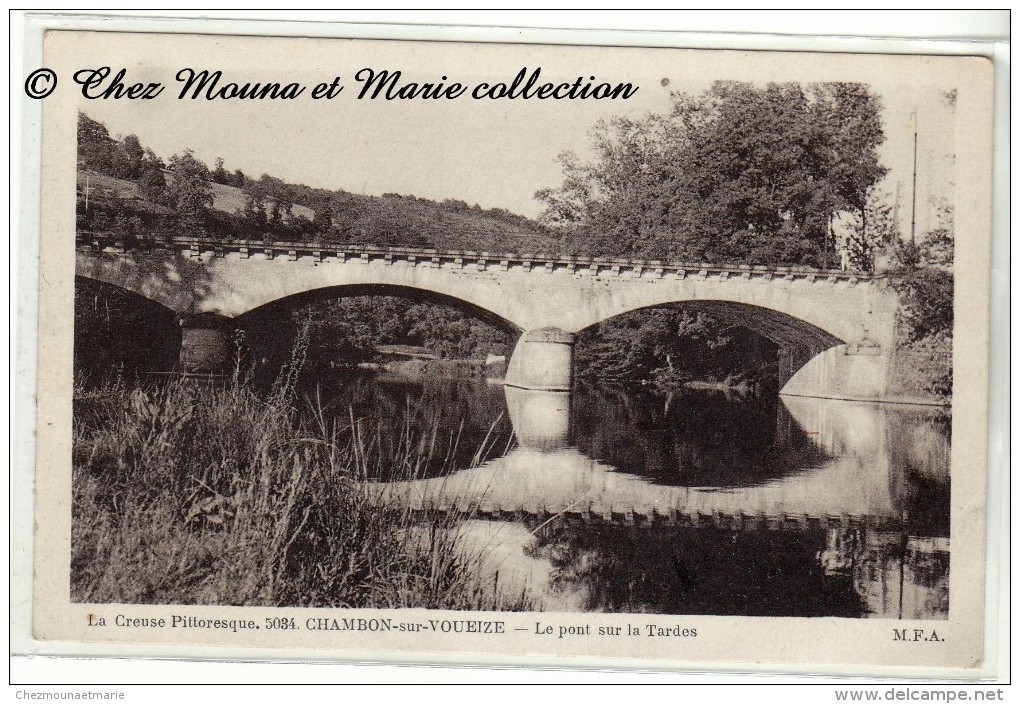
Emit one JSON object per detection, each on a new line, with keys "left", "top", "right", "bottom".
{"left": 74, "top": 275, "right": 182, "bottom": 372}
{"left": 576, "top": 299, "right": 847, "bottom": 391}
{"left": 579, "top": 300, "right": 842, "bottom": 348}
{"left": 236, "top": 283, "right": 522, "bottom": 335}
{"left": 75, "top": 249, "right": 542, "bottom": 329}
{"left": 75, "top": 274, "right": 180, "bottom": 319}
{"left": 559, "top": 285, "right": 868, "bottom": 349}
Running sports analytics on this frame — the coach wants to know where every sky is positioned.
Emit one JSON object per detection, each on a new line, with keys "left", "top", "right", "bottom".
{"left": 56, "top": 30, "right": 963, "bottom": 236}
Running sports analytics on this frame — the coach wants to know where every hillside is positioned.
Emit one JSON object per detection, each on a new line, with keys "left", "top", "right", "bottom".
{"left": 77, "top": 169, "right": 557, "bottom": 253}
{"left": 335, "top": 192, "right": 558, "bottom": 252}
{"left": 78, "top": 170, "right": 317, "bottom": 220}
{"left": 208, "top": 180, "right": 316, "bottom": 221}
{"left": 76, "top": 111, "right": 558, "bottom": 253}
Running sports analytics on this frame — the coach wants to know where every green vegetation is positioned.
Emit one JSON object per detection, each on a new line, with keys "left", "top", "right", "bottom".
{"left": 242, "top": 296, "right": 513, "bottom": 377}
{"left": 574, "top": 309, "right": 777, "bottom": 392}
{"left": 888, "top": 205, "right": 954, "bottom": 397}
{"left": 76, "top": 112, "right": 554, "bottom": 251}
{"left": 536, "top": 81, "right": 886, "bottom": 268}
{"left": 534, "top": 81, "right": 890, "bottom": 390}
{"left": 74, "top": 276, "right": 511, "bottom": 382}
{"left": 536, "top": 81, "right": 953, "bottom": 397}
{"left": 71, "top": 361, "right": 532, "bottom": 608}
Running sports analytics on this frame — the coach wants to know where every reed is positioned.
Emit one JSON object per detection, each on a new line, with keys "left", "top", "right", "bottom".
{"left": 71, "top": 360, "right": 533, "bottom": 610}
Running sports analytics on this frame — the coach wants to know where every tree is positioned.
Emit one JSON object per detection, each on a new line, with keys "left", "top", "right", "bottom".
{"left": 77, "top": 112, "right": 116, "bottom": 173}
{"left": 896, "top": 269, "right": 953, "bottom": 343}
{"left": 242, "top": 179, "right": 269, "bottom": 228}
{"left": 108, "top": 133, "right": 146, "bottom": 179}
{"left": 841, "top": 187, "right": 897, "bottom": 272}
{"left": 810, "top": 83, "right": 888, "bottom": 233}
{"left": 405, "top": 304, "right": 512, "bottom": 358}
{"left": 165, "top": 150, "right": 213, "bottom": 234}
{"left": 249, "top": 175, "right": 295, "bottom": 230}
{"left": 311, "top": 194, "right": 334, "bottom": 235}
{"left": 211, "top": 157, "right": 230, "bottom": 185}
{"left": 921, "top": 198, "right": 954, "bottom": 269}
{"left": 534, "top": 151, "right": 596, "bottom": 229}
{"left": 137, "top": 149, "right": 167, "bottom": 203}
{"left": 536, "top": 81, "right": 887, "bottom": 268}
{"left": 893, "top": 196, "right": 954, "bottom": 340}
{"left": 330, "top": 191, "right": 363, "bottom": 238}
{"left": 575, "top": 308, "right": 777, "bottom": 390}
{"left": 889, "top": 199, "right": 954, "bottom": 396}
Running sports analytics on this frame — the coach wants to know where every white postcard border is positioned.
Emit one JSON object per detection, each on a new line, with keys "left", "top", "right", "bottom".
{"left": 11, "top": 11, "right": 1009, "bottom": 682}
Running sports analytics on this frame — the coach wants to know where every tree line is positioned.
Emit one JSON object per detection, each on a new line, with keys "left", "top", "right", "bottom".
{"left": 536, "top": 81, "right": 888, "bottom": 270}
{"left": 243, "top": 296, "right": 513, "bottom": 376}
{"left": 76, "top": 111, "right": 547, "bottom": 248}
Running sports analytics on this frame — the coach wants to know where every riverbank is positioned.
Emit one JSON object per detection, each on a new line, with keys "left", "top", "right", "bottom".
{"left": 71, "top": 373, "right": 532, "bottom": 609}
{"left": 361, "top": 355, "right": 507, "bottom": 381}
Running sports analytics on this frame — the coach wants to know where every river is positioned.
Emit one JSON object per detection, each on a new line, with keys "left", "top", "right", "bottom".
{"left": 303, "top": 370, "right": 951, "bottom": 619}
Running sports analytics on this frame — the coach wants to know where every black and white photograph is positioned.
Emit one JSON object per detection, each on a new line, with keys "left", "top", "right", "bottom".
{"left": 20, "top": 19, "right": 997, "bottom": 674}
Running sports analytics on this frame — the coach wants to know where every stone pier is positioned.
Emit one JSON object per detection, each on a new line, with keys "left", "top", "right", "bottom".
{"left": 504, "top": 327, "right": 575, "bottom": 392}
{"left": 178, "top": 313, "right": 235, "bottom": 373}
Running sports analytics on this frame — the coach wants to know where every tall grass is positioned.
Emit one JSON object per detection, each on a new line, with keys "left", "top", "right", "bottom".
{"left": 71, "top": 360, "right": 532, "bottom": 610}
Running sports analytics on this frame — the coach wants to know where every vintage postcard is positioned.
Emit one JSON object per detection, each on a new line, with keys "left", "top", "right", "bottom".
{"left": 18, "top": 17, "right": 996, "bottom": 675}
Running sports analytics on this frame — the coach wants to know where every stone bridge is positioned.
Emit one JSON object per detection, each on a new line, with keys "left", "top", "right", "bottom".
{"left": 76, "top": 235, "right": 901, "bottom": 401}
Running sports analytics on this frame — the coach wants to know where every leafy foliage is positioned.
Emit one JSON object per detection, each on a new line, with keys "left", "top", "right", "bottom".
{"left": 893, "top": 200, "right": 954, "bottom": 343}
{"left": 76, "top": 112, "right": 116, "bottom": 173}
{"left": 890, "top": 201, "right": 954, "bottom": 396}
{"left": 896, "top": 268, "right": 954, "bottom": 344}
{"left": 537, "top": 81, "right": 887, "bottom": 268}
{"left": 72, "top": 373, "right": 533, "bottom": 609}
{"left": 137, "top": 149, "right": 167, "bottom": 203}
{"left": 164, "top": 149, "right": 213, "bottom": 234}
{"left": 575, "top": 308, "right": 777, "bottom": 391}
{"left": 76, "top": 112, "right": 550, "bottom": 250}
{"left": 243, "top": 296, "right": 513, "bottom": 377}
{"left": 841, "top": 187, "right": 897, "bottom": 273}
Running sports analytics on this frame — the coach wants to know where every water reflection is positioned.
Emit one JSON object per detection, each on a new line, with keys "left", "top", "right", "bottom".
{"left": 315, "top": 371, "right": 950, "bottom": 618}
{"left": 504, "top": 386, "right": 571, "bottom": 451}
{"left": 302, "top": 373, "right": 514, "bottom": 480}
{"left": 460, "top": 520, "right": 948, "bottom": 619}
{"left": 572, "top": 387, "right": 829, "bottom": 487}
{"left": 383, "top": 387, "right": 950, "bottom": 530}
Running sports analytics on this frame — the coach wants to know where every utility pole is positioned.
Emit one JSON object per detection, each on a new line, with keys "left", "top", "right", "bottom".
{"left": 892, "top": 181, "right": 902, "bottom": 245}
{"left": 910, "top": 111, "right": 918, "bottom": 246}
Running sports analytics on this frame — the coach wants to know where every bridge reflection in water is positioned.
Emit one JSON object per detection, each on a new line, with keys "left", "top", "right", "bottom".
{"left": 368, "top": 382, "right": 950, "bottom": 619}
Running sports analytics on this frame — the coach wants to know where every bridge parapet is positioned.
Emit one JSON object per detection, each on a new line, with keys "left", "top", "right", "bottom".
{"left": 77, "top": 233, "right": 880, "bottom": 287}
